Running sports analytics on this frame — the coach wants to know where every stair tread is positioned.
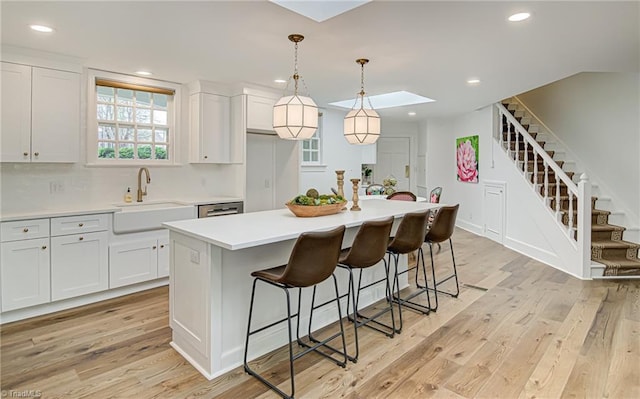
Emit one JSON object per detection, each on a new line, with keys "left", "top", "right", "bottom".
{"left": 591, "top": 224, "right": 626, "bottom": 232}
{"left": 591, "top": 240, "right": 640, "bottom": 249}
{"left": 598, "top": 258, "right": 640, "bottom": 267}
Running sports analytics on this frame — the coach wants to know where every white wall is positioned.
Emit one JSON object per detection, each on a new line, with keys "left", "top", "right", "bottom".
{"left": 423, "top": 106, "right": 585, "bottom": 276}
{"left": 518, "top": 72, "right": 640, "bottom": 227}
{"left": 1, "top": 76, "right": 244, "bottom": 215}
{"left": 299, "top": 110, "right": 421, "bottom": 199}
{"left": 299, "top": 108, "right": 365, "bottom": 198}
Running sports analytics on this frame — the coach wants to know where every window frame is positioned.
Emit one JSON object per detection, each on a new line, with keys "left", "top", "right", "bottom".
{"left": 86, "top": 69, "right": 181, "bottom": 166}
{"left": 301, "top": 112, "right": 323, "bottom": 166}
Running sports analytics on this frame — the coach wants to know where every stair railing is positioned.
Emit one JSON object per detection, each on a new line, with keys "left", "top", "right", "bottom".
{"left": 495, "top": 102, "right": 581, "bottom": 241}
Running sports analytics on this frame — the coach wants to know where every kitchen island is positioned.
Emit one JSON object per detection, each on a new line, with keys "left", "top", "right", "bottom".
{"left": 163, "top": 199, "right": 439, "bottom": 379}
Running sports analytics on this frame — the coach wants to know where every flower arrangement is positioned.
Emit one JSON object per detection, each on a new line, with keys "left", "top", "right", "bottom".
{"left": 382, "top": 176, "right": 397, "bottom": 195}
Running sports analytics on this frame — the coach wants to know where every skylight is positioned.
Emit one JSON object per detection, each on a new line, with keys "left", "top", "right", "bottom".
{"left": 269, "top": 0, "right": 370, "bottom": 22}
{"left": 329, "top": 91, "right": 435, "bottom": 110}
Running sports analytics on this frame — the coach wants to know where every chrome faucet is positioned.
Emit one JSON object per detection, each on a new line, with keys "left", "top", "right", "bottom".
{"left": 137, "top": 167, "right": 151, "bottom": 202}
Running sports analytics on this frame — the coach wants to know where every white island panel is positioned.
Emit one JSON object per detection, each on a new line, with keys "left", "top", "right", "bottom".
{"left": 164, "top": 199, "right": 439, "bottom": 379}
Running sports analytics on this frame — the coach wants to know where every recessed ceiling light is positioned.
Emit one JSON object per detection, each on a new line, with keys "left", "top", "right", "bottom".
{"left": 274, "top": 79, "right": 287, "bottom": 83}
{"left": 467, "top": 79, "right": 481, "bottom": 84}
{"left": 30, "top": 24, "right": 54, "bottom": 33}
{"left": 508, "top": 12, "right": 530, "bottom": 22}
{"left": 408, "top": 112, "right": 416, "bottom": 116}
{"left": 135, "top": 71, "right": 152, "bottom": 76}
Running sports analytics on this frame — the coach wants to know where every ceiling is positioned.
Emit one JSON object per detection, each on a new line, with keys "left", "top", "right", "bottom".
{"left": 1, "top": 1, "right": 638, "bottom": 121}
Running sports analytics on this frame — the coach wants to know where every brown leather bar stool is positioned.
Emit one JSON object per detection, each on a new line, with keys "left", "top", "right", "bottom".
{"left": 420, "top": 204, "right": 460, "bottom": 312}
{"left": 386, "top": 209, "right": 431, "bottom": 332}
{"left": 336, "top": 216, "right": 395, "bottom": 362}
{"left": 243, "top": 225, "right": 347, "bottom": 399}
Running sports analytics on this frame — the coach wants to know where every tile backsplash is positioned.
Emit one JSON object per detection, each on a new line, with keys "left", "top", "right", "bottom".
{"left": 0, "top": 162, "right": 243, "bottom": 214}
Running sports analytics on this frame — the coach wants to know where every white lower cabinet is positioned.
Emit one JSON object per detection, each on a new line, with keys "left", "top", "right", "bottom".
{"left": 109, "top": 233, "right": 169, "bottom": 288}
{"left": 157, "top": 236, "right": 170, "bottom": 278}
{"left": 0, "top": 238, "right": 50, "bottom": 312}
{"left": 50, "top": 231, "right": 109, "bottom": 301}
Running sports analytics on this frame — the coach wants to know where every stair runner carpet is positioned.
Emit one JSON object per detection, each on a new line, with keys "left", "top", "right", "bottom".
{"left": 501, "top": 101, "right": 640, "bottom": 277}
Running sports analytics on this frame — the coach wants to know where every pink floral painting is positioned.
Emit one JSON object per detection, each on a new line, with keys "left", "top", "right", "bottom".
{"left": 456, "top": 135, "right": 479, "bottom": 183}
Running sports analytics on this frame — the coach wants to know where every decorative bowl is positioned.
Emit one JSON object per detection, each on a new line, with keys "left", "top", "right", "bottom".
{"left": 285, "top": 202, "right": 345, "bottom": 217}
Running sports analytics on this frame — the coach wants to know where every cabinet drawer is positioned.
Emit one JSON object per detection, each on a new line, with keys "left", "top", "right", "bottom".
{"left": 51, "top": 214, "right": 108, "bottom": 236}
{"left": 1, "top": 219, "right": 49, "bottom": 242}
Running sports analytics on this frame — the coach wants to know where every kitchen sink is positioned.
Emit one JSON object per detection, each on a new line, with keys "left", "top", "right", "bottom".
{"left": 113, "top": 201, "right": 196, "bottom": 233}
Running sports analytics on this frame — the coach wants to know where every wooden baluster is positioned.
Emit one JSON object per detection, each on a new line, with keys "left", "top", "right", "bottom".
{"left": 568, "top": 191, "right": 575, "bottom": 237}
{"left": 500, "top": 110, "right": 507, "bottom": 148}
{"left": 515, "top": 129, "right": 520, "bottom": 163}
{"left": 555, "top": 178, "right": 561, "bottom": 218}
{"left": 523, "top": 140, "right": 529, "bottom": 174}
{"left": 507, "top": 122, "right": 512, "bottom": 158}
{"left": 544, "top": 162, "right": 549, "bottom": 200}
{"left": 533, "top": 150, "right": 538, "bottom": 190}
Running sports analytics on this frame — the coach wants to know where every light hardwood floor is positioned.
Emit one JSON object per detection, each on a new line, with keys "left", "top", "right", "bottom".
{"left": 1, "top": 228, "right": 639, "bottom": 398}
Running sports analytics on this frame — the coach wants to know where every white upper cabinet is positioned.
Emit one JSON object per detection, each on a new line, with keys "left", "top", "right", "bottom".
{"left": 1, "top": 62, "right": 80, "bottom": 163}
{"left": 1, "top": 63, "right": 32, "bottom": 162}
{"left": 188, "top": 80, "right": 242, "bottom": 164}
{"left": 246, "top": 95, "right": 277, "bottom": 133}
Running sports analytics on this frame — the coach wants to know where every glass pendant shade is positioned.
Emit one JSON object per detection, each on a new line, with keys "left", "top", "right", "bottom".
{"left": 344, "top": 106, "right": 380, "bottom": 144}
{"left": 344, "top": 58, "right": 380, "bottom": 145}
{"left": 273, "top": 93, "right": 318, "bottom": 140}
{"left": 273, "top": 33, "right": 318, "bottom": 140}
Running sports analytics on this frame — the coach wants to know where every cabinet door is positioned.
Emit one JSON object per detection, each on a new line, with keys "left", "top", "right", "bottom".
{"left": 246, "top": 95, "right": 276, "bottom": 133}
{"left": 157, "top": 236, "right": 170, "bottom": 278}
{"left": 190, "top": 93, "right": 231, "bottom": 163}
{"left": 1, "top": 62, "right": 32, "bottom": 162}
{"left": 31, "top": 67, "right": 80, "bottom": 163}
{"left": 1, "top": 238, "right": 50, "bottom": 312}
{"left": 50, "top": 231, "right": 108, "bottom": 301}
{"left": 109, "top": 239, "right": 158, "bottom": 288}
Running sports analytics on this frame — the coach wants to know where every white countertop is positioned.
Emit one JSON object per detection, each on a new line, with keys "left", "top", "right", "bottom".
{"left": 163, "top": 199, "right": 439, "bottom": 250}
{"left": 0, "top": 196, "right": 243, "bottom": 222}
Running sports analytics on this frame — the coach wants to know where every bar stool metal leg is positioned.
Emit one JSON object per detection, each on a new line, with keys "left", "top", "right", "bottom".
{"left": 244, "top": 278, "right": 297, "bottom": 399}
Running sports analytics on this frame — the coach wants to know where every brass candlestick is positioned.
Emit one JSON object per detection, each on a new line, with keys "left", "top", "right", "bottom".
{"left": 350, "top": 178, "right": 361, "bottom": 211}
{"left": 336, "top": 170, "right": 346, "bottom": 209}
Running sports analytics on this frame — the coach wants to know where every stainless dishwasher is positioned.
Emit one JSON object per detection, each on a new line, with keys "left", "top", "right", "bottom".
{"left": 198, "top": 201, "right": 244, "bottom": 218}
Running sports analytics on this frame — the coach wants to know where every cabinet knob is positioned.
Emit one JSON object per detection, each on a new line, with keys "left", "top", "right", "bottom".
{"left": 23, "top": 228, "right": 29, "bottom": 233}
{"left": 23, "top": 152, "right": 29, "bottom": 156}
{"left": 79, "top": 236, "right": 84, "bottom": 241}
{"left": 152, "top": 245, "right": 157, "bottom": 250}
{"left": 78, "top": 223, "right": 84, "bottom": 227}
{"left": 34, "top": 152, "right": 39, "bottom": 156}
{"left": 204, "top": 155, "right": 208, "bottom": 159}
{"left": 160, "top": 244, "right": 165, "bottom": 249}
{"left": 42, "top": 245, "right": 47, "bottom": 250}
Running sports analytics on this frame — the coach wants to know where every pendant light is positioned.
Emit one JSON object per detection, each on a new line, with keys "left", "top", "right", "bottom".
{"left": 344, "top": 58, "right": 380, "bottom": 144}
{"left": 273, "top": 34, "right": 318, "bottom": 140}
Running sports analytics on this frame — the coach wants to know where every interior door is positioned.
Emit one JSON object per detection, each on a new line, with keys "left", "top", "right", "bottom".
{"left": 375, "top": 137, "right": 410, "bottom": 191}
{"left": 483, "top": 182, "right": 505, "bottom": 244}
{"left": 246, "top": 133, "right": 276, "bottom": 212}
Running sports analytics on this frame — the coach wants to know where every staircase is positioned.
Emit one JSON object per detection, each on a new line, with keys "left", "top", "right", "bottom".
{"left": 496, "top": 98, "right": 640, "bottom": 278}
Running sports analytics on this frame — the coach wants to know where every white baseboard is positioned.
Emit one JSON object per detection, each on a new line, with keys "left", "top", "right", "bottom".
{"left": 503, "top": 236, "right": 588, "bottom": 280}
{"left": 0, "top": 278, "right": 169, "bottom": 324}
{"left": 456, "top": 219, "right": 483, "bottom": 235}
